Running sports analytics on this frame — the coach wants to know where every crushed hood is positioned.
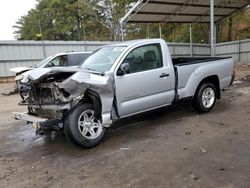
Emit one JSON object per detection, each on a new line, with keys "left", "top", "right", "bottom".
{"left": 59, "top": 71, "right": 115, "bottom": 126}
{"left": 19, "top": 66, "right": 115, "bottom": 127}
{"left": 21, "top": 67, "right": 79, "bottom": 82}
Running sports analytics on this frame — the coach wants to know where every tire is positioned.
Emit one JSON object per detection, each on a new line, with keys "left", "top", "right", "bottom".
{"left": 64, "top": 104, "right": 105, "bottom": 148}
{"left": 192, "top": 83, "right": 217, "bottom": 113}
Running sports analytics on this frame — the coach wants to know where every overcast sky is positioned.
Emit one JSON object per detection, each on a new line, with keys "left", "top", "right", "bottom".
{"left": 0, "top": 0, "right": 37, "bottom": 40}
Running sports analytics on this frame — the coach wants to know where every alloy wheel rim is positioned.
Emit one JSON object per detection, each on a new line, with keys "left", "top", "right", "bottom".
{"left": 78, "top": 110, "right": 102, "bottom": 139}
{"left": 202, "top": 87, "right": 215, "bottom": 108}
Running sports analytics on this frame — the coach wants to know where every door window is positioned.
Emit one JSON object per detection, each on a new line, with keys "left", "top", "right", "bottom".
{"left": 46, "top": 55, "right": 68, "bottom": 67}
{"left": 122, "top": 44, "right": 163, "bottom": 74}
{"left": 69, "top": 53, "right": 91, "bottom": 66}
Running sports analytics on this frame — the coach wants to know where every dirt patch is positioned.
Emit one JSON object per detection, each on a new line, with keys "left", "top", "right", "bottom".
{"left": 234, "top": 63, "right": 250, "bottom": 80}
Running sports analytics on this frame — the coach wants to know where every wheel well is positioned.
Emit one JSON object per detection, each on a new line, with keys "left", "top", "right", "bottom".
{"left": 84, "top": 89, "right": 102, "bottom": 119}
{"left": 196, "top": 75, "right": 221, "bottom": 99}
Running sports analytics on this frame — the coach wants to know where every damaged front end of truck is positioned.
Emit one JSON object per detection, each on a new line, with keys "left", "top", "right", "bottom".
{"left": 14, "top": 67, "right": 115, "bottom": 134}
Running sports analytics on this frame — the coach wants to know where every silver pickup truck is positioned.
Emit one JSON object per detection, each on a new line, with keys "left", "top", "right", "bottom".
{"left": 14, "top": 39, "right": 234, "bottom": 148}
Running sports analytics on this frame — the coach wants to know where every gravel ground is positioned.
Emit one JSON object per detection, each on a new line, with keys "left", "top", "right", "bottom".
{"left": 0, "top": 64, "right": 250, "bottom": 188}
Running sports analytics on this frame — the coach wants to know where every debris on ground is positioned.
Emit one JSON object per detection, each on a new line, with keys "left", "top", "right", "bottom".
{"left": 234, "top": 80, "right": 243, "bottom": 84}
{"left": 47, "top": 176, "right": 54, "bottom": 182}
{"left": 120, "top": 147, "right": 130, "bottom": 150}
{"left": 219, "top": 122, "right": 225, "bottom": 126}
{"left": 220, "top": 168, "right": 226, "bottom": 171}
{"left": 185, "top": 131, "right": 191, "bottom": 135}
{"left": 200, "top": 147, "right": 207, "bottom": 153}
{"left": 190, "top": 173, "right": 200, "bottom": 181}
{"left": 233, "top": 131, "right": 239, "bottom": 135}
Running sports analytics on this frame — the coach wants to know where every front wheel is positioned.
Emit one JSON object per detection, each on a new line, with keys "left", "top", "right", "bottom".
{"left": 64, "top": 104, "right": 105, "bottom": 148}
{"left": 192, "top": 83, "right": 217, "bottom": 113}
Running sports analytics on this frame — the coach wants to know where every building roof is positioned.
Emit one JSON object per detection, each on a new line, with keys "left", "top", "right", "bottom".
{"left": 123, "top": 0, "right": 250, "bottom": 24}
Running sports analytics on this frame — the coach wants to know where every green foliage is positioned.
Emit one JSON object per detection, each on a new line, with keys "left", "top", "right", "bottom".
{"left": 14, "top": 1, "right": 250, "bottom": 43}
{"left": 218, "top": 10, "right": 250, "bottom": 42}
{"left": 14, "top": 0, "right": 133, "bottom": 41}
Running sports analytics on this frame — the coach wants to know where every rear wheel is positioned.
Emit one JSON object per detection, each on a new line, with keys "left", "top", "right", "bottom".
{"left": 64, "top": 104, "right": 105, "bottom": 148}
{"left": 192, "top": 83, "right": 217, "bottom": 113}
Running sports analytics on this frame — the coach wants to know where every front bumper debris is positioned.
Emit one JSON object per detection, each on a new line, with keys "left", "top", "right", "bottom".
{"left": 13, "top": 112, "right": 48, "bottom": 129}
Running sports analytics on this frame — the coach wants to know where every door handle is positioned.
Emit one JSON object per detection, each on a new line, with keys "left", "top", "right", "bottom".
{"left": 159, "top": 73, "right": 169, "bottom": 78}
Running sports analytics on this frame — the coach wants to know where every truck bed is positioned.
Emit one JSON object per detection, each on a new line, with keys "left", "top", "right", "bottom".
{"left": 173, "top": 56, "right": 234, "bottom": 100}
{"left": 172, "top": 57, "right": 231, "bottom": 66}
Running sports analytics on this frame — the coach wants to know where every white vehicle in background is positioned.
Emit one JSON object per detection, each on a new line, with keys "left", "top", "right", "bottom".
{"left": 3, "top": 52, "right": 91, "bottom": 95}
{"left": 10, "top": 51, "right": 92, "bottom": 76}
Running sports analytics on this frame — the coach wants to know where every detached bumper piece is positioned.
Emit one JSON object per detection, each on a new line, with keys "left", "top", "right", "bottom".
{"left": 13, "top": 112, "right": 61, "bottom": 133}
{"left": 13, "top": 112, "right": 48, "bottom": 126}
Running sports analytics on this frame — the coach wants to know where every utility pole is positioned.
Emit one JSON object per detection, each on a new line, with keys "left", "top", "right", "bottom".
{"left": 228, "top": 17, "right": 233, "bottom": 41}
{"left": 172, "top": 28, "right": 175, "bottom": 57}
{"left": 210, "top": 0, "right": 215, "bottom": 56}
{"left": 82, "top": 19, "right": 87, "bottom": 51}
{"left": 159, "top": 23, "right": 162, "bottom": 38}
{"left": 189, "top": 24, "right": 193, "bottom": 57}
{"left": 120, "top": 23, "right": 124, "bottom": 41}
{"left": 39, "top": 20, "right": 46, "bottom": 58}
{"left": 147, "top": 24, "right": 150, "bottom": 38}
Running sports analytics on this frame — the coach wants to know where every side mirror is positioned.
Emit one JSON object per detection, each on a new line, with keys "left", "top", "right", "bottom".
{"left": 117, "top": 63, "right": 129, "bottom": 76}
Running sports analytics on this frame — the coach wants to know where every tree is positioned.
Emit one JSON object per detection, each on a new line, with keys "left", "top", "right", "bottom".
{"left": 14, "top": 0, "right": 104, "bottom": 40}
{"left": 14, "top": 0, "right": 134, "bottom": 41}
{"left": 80, "top": 0, "right": 134, "bottom": 41}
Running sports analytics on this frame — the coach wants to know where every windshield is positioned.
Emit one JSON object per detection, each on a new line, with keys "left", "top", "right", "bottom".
{"left": 79, "top": 46, "right": 126, "bottom": 72}
{"left": 35, "top": 55, "right": 55, "bottom": 67}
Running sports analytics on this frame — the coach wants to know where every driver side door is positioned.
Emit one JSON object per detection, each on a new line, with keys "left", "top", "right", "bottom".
{"left": 115, "top": 43, "right": 175, "bottom": 117}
